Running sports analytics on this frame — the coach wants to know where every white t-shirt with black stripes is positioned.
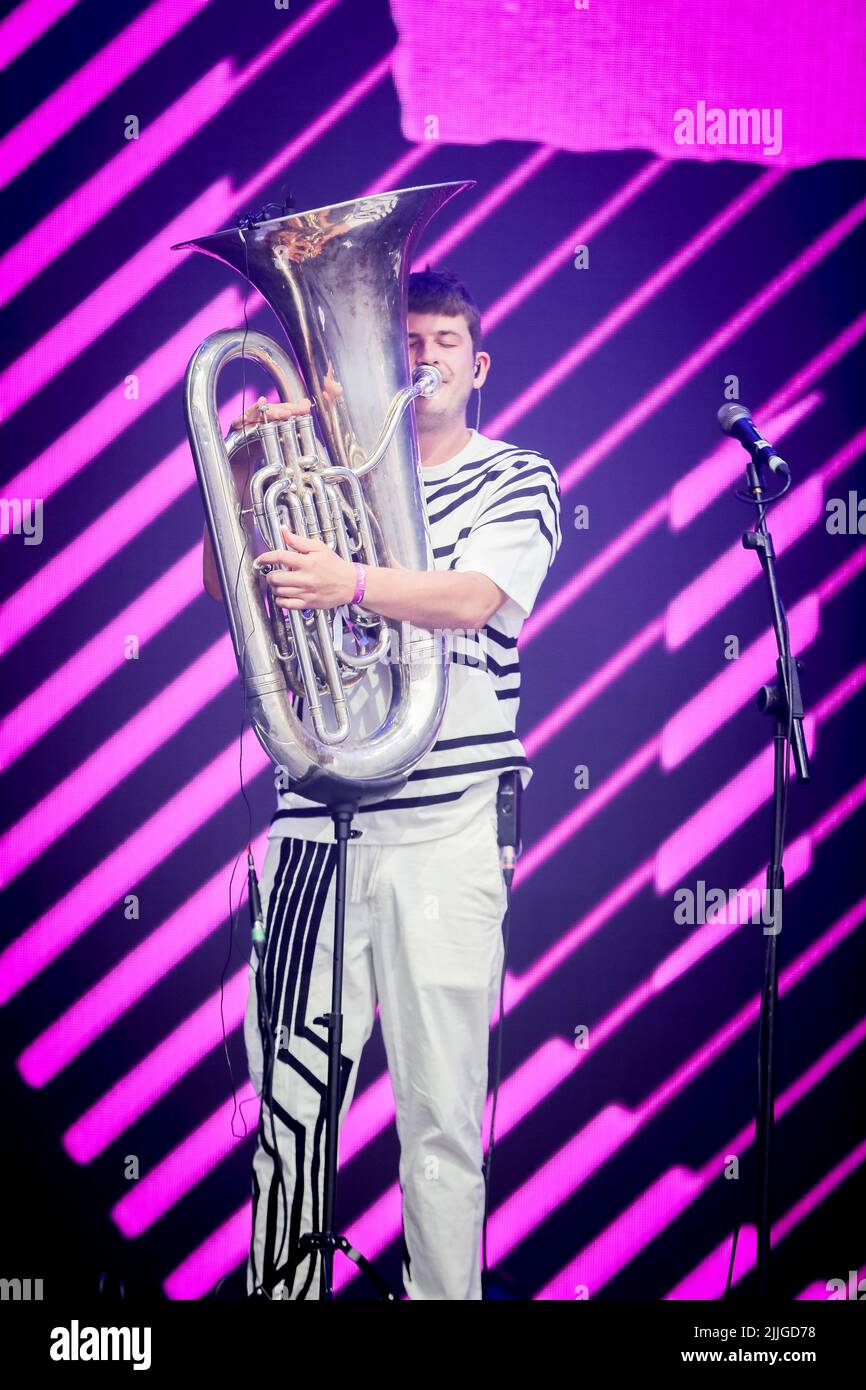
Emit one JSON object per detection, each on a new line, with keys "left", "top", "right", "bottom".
{"left": 267, "top": 428, "right": 562, "bottom": 843}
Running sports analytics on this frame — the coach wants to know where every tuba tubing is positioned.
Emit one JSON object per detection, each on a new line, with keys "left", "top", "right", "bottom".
{"left": 183, "top": 328, "right": 448, "bottom": 809}
{"left": 175, "top": 183, "right": 473, "bottom": 810}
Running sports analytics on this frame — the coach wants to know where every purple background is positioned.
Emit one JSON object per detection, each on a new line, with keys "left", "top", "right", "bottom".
{"left": 0, "top": 0, "right": 864, "bottom": 1300}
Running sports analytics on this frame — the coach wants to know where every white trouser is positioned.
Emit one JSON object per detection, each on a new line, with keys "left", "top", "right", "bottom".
{"left": 243, "top": 795, "right": 507, "bottom": 1300}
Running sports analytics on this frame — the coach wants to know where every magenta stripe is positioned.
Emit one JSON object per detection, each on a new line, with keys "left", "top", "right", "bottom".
{"left": 0, "top": 549, "right": 200, "bottom": 773}
{"left": 0, "top": 387, "right": 245, "bottom": 658}
{"left": 529, "top": 903, "right": 866, "bottom": 1297}
{"left": 668, "top": 1135, "right": 866, "bottom": 1299}
{"left": 157, "top": 785, "right": 866, "bottom": 1289}
{"left": 490, "top": 169, "right": 784, "bottom": 437}
{"left": 554, "top": 195, "right": 866, "bottom": 495}
{"left": 230, "top": 52, "right": 391, "bottom": 215}
{"left": 523, "top": 309, "right": 866, "bottom": 651}
{"left": 660, "top": 597, "right": 820, "bottom": 769}
{"left": 665, "top": 476, "right": 825, "bottom": 649}
{"left": 414, "top": 147, "right": 558, "bottom": 270}
{"left": 523, "top": 619, "right": 664, "bottom": 756}
{"left": 0, "top": 0, "right": 80, "bottom": 69}
{"left": 163, "top": 1207, "right": 251, "bottom": 1301}
{"left": 361, "top": 143, "right": 431, "bottom": 196}
{"left": 524, "top": 427, "right": 864, "bottom": 764}
{"left": 0, "top": 0, "right": 347, "bottom": 305}
{"left": 2, "top": 289, "right": 241, "bottom": 514}
{"left": 0, "top": 0, "right": 213, "bottom": 191}
{"left": 0, "top": 728, "right": 269, "bottom": 1005}
{"left": 1, "top": 65, "right": 236, "bottom": 309}
{"left": 0, "top": 638, "right": 235, "bottom": 888}
{"left": 113, "top": 1082, "right": 261, "bottom": 1237}
{"left": 483, "top": 161, "right": 667, "bottom": 333}
{"left": 19, "top": 831, "right": 269, "bottom": 1087}
{"left": 522, "top": 500, "right": 668, "bottom": 645}
{"left": 0, "top": 53, "right": 388, "bottom": 422}
{"left": 517, "top": 592, "right": 823, "bottom": 890}
{"left": 64, "top": 972, "right": 250, "bottom": 1164}
{"left": 512, "top": 884, "right": 866, "bottom": 1295}
{"left": 669, "top": 391, "right": 824, "bottom": 531}
{"left": 0, "top": 181, "right": 230, "bottom": 423}
{"left": 655, "top": 719, "right": 817, "bottom": 894}
{"left": 0, "top": 440, "right": 190, "bottom": 657}
{"left": 515, "top": 740, "right": 659, "bottom": 884}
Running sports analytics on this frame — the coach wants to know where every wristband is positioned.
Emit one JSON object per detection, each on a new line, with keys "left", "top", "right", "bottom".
{"left": 351, "top": 562, "right": 367, "bottom": 606}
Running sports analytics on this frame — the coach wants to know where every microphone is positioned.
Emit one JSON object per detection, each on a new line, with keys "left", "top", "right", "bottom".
{"left": 248, "top": 849, "right": 267, "bottom": 959}
{"left": 717, "top": 404, "right": 790, "bottom": 477}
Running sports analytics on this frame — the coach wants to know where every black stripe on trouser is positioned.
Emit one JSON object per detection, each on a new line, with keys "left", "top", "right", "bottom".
{"left": 254, "top": 836, "right": 356, "bottom": 1296}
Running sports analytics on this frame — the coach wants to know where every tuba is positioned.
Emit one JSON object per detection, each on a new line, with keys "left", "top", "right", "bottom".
{"left": 173, "top": 182, "right": 472, "bottom": 808}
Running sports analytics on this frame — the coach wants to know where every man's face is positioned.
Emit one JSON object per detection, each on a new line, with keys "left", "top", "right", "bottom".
{"left": 407, "top": 311, "right": 476, "bottom": 428}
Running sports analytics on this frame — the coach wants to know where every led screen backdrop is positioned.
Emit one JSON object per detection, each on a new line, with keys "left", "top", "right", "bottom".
{"left": 1, "top": 0, "right": 864, "bottom": 1301}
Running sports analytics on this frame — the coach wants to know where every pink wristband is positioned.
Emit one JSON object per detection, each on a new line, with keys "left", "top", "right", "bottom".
{"left": 351, "top": 562, "right": 367, "bottom": 606}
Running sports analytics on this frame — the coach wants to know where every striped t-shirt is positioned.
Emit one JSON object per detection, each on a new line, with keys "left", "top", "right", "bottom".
{"left": 267, "top": 427, "right": 562, "bottom": 844}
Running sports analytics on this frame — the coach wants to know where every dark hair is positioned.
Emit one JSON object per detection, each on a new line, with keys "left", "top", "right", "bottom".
{"left": 408, "top": 267, "right": 482, "bottom": 353}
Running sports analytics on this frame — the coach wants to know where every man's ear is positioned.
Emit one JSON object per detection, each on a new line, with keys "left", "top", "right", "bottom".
{"left": 473, "top": 352, "right": 491, "bottom": 387}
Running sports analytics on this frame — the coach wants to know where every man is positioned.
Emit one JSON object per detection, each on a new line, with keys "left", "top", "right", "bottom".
{"left": 203, "top": 269, "right": 561, "bottom": 1299}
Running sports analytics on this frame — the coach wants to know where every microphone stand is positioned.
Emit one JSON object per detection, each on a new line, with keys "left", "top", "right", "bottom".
{"left": 252, "top": 802, "right": 396, "bottom": 1301}
{"left": 738, "top": 455, "right": 810, "bottom": 1298}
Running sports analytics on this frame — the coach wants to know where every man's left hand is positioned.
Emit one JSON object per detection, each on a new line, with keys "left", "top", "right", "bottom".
{"left": 255, "top": 525, "right": 358, "bottom": 610}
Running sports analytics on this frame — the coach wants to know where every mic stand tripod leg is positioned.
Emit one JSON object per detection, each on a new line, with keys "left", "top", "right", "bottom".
{"left": 269, "top": 801, "right": 397, "bottom": 1301}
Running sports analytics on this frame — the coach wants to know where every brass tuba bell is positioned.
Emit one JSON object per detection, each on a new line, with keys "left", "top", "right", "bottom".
{"left": 173, "top": 182, "right": 473, "bottom": 808}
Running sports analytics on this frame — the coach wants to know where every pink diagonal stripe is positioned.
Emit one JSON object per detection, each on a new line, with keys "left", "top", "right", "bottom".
{"left": 524, "top": 427, "right": 864, "bottom": 765}
{"left": 2, "top": 289, "right": 242, "bottom": 512}
{"left": 490, "top": 169, "right": 784, "bottom": 436}
{"left": 415, "top": 146, "right": 558, "bottom": 269}
{"left": 552, "top": 194, "right": 866, "bottom": 495}
{"left": 18, "top": 830, "right": 269, "bottom": 1087}
{"left": 0, "top": 387, "right": 246, "bottom": 657}
{"left": 0, "top": 637, "right": 236, "bottom": 887}
{"left": 483, "top": 160, "right": 668, "bottom": 333}
{"left": 523, "top": 309, "right": 866, "bottom": 651}
{"left": 517, "top": 591, "right": 822, "bottom": 886}
{"left": 0, "top": 0, "right": 213, "bottom": 191}
{"left": 0, "top": 549, "right": 201, "bottom": 772}
{"left": 0, "top": 181, "right": 230, "bottom": 423}
{"left": 0, "top": 727, "right": 269, "bottom": 1004}
{"left": 0, "top": 53, "right": 389, "bottom": 421}
{"left": 520, "top": 897, "right": 866, "bottom": 1294}
{"left": 666, "top": 1135, "right": 866, "bottom": 1299}
{"left": 157, "top": 778, "right": 866, "bottom": 1287}
{"left": 0, "top": 0, "right": 347, "bottom": 303}
{"left": 0, "top": 0, "right": 80, "bottom": 70}
{"left": 665, "top": 476, "right": 825, "bottom": 649}
{"left": 63, "top": 971, "right": 250, "bottom": 1163}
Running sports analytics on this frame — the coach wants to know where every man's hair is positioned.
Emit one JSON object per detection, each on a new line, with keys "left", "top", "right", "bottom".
{"left": 408, "top": 267, "right": 482, "bottom": 354}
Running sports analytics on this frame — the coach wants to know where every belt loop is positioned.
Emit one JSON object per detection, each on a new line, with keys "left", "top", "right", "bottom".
{"left": 366, "top": 843, "right": 383, "bottom": 900}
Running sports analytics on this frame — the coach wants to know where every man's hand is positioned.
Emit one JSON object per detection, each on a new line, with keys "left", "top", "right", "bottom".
{"left": 229, "top": 395, "right": 312, "bottom": 432}
{"left": 256, "top": 525, "right": 357, "bottom": 611}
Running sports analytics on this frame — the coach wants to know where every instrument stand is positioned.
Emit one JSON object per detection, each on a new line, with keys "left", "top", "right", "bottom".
{"left": 741, "top": 469, "right": 810, "bottom": 1300}
{"left": 261, "top": 801, "right": 397, "bottom": 1301}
